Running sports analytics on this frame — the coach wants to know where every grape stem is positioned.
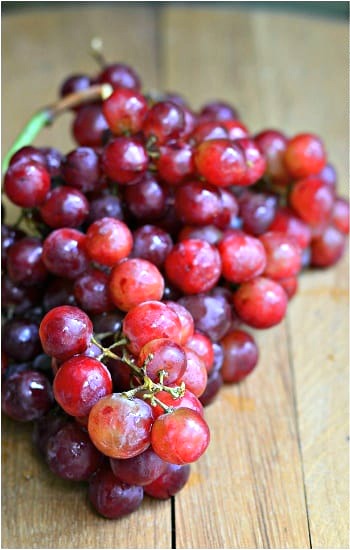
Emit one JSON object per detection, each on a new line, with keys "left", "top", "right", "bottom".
{"left": 2, "top": 84, "right": 113, "bottom": 174}
{"left": 91, "top": 335, "right": 185, "bottom": 408}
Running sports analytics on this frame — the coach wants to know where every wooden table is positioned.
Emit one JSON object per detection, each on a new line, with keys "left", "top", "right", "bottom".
{"left": 2, "top": 5, "right": 348, "bottom": 548}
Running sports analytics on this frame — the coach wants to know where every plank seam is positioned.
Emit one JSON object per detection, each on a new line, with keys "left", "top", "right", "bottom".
{"left": 285, "top": 316, "right": 313, "bottom": 549}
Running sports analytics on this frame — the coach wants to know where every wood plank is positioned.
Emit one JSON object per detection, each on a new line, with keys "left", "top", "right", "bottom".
{"left": 1, "top": 7, "right": 172, "bottom": 549}
{"left": 161, "top": 8, "right": 314, "bottom": 548}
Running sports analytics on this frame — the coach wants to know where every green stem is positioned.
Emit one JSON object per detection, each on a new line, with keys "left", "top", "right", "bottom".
{"left": 2, "top": 109, "right": 51, "bottom": 174}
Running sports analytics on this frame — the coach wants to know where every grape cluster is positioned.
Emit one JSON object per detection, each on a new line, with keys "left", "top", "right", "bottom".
{"left": 2, "top": 58, "right": 349, "bottom": 520}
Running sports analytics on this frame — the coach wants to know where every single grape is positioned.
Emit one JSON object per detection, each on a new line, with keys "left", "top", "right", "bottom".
{"left": 123, "top": 172, "right": 167, "bottom": 221}
{"left": 72, "top": 104, "right": 109, "bottom": 147}
{"left": 39, "top": 305, "right": 93, "bottom": 361}
{"left": 238, "top": 190, "right": 278, "bottom": 236}
{"left": 233, "top": 277, "right": 288, "bottom": 329}
{"left": 88, "top": 394, "right": 153, "bottom": 459}
{"left": 194, "top": 139, "right": 245, "bottom": 187}
{"left": 164, "top": 239, "right": 222, "bottom": 294}
{"left": 2, "top": 319, "right": 41, "bottom": 362}
{"left": 2, "top": 370, "right": 53, "bottom": 422}
{"left": 109, "top": 258, "right": 164, "bottom": 311}
{"left": 156, "top": 142, "right": 194, "bottom": 185}
{"left": 220, "top": 329, "right": 259, "bottom": 383}
{"left": 310, "top": 226, "right": 346, "bottom": 267}
{"left": 131, "top": 225, "right": 173, "bottom": 267}
{"left": 199, "top": 100, "right": 238, "bottom": 122}
{"left": 178, "top": 290, "right": 232, "bottom": 342}
{"left": 42, "top": 228, "right": 90, "bottom": 279}
{"left": 88, "top": 467, "right": 144, "bottom": 519}
{"left": 87, "top": 192, "right": 124, "bottom": 224}
{"left": 289, "top": 177, "right": 334, "bottom": 226}
{"left": 7, "top": 237, "right": 48, "bottom": 287}
{"left": 284, "top": 133, "right": 326, "bottom": 178}
{"left": 60, "top": 74, "right": 91, "bottom": 100}
{"left": 142, "top": 101, "right": 185, "bottom": 144}
{"left": 4, "top": 161, "right": 50, "bottom": 208}
{"left": 174, "top": 180, "right": 222, "bottom": 226}
{"left": 46, "top": 422, "right": 103, "bottom": 481}
{"left": 122, "top": 301, "right": 182, "bottom": 355}
{"left": 218, "top": 230, "right": 267, "bottom": 283}
{"left": 98, "top": 62, "right": 141, "bottom": 90}
{"left": 144, "top": 463, "right": 190, "bottom": 499}
{"left": 84, "top": 217, "right": 133, "bottom": 267}
{"left": 1, "top": 224, "right": 26, "bottom": 269}
{"left": 61, "top": 147, "right": 102, "bottom": 193}
{"left": 151, "top": 408, "right": 210, "bottom": 464}
{"left": 74, "top": 269, "right": 114, "bottom": 314}
{"left": 39, "top": 186, "right": 89, "bottom": 229}
{"left": 110, "top": 447, "right": 167, "bottom": 486}
{"left": 102, "top": 88, "right": 148, "bottom": 135}
{"left": 102, "top": 137, "right": 148, "bottom": 184}
{"left": 259, "top": 231, "right": 302, "bottom": 280}
{"left": 53, "top": 355, "right": 112, "bottom": 417}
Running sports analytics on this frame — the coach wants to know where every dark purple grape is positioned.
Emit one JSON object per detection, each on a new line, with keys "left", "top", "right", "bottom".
{"left": 123, "top": 173, "right": 167, "bottom": 221}
{"left": 46, "top": 422, "right": 103, "bottom": 481}
{"left": 98, "top": 63, "right": 141, "bottom": 91}
{"left": 179, "top": 289, "right": 232, "bottom": 341}
{"left": 6, "top": 237, "right": 48, "bottom": 287}
{"left": 212, "top": 342, "right": 224, "bottom": 372}
{"left": 87, "top": 193, "right": 124, "bottom": 224}
{"left": 110, "top": 447, "right": 167, "bottom": 486}
{"left": 199, "top": 100, "right": 239, "bottom": 122}
{"left": 238, "top": 190, "right": 278, "bottom": 235}
{"left": 88, "top": 467, "right": 144, "bottom": 519}
{"left": 72, "top": 104, "right": 109, "bottom": 148}
{"left": 199, "top": 369, "right": 223, "bottom": 406}
{"left": 131, "top": 225, "right": 173, "bottom": 267}
{"left": 1, "top": 224, "right": 26, "bottom": 269}
{"left": 2, "top": 370, "right": 53, "bottom": 421}
{"left": 144, "top": 463, "right": 191, "bottom": 499}
{"left": 60, "top": 74, "right": 91, "bottom": 98}
{"left": 2, "top": 277, "right": 40, "bottom": 315}
{"left": 61, "top": 147, "right": 102, "bottom": 193}
{"left": 2, "top": 319, "right": 41, "bottom": 361}
{"left": 32, "top": 409, "right": 69, "bottom": 456}
{"left": 43, "top": 278, "right": 77, "bottom": 312}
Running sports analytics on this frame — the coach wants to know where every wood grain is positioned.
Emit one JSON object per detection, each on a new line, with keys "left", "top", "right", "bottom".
{"left": 2, "top": 5, "right": 349, "bottom": 549}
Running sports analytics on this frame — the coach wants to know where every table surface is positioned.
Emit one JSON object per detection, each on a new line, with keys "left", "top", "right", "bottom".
{"left": 1, "top": 5, "right": 349, "bottom": 549}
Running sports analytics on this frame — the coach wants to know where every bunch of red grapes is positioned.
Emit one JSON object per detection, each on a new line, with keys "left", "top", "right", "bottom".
{"left": 2, "top": 59, "right": 349, "bottom": 520}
